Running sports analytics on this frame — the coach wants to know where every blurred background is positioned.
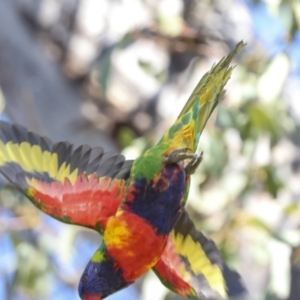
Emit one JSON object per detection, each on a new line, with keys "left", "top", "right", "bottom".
{"left": 0, "top": 0, "right": 300, "bottom": 299}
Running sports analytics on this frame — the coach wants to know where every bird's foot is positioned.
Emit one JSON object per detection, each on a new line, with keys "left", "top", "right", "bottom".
{"left": 164, "top": 148, "right": 203, "bottom": 175}
{"left": 164, "top": 148, "right": 194, "bottom": 164}
{"left": 185, "top": 151, "right": 203, "bottom": 175}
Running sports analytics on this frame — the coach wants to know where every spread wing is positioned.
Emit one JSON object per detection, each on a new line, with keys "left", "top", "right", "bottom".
{"left": 0, "top": 121, "right": 133, "bottom": 231}
{"left": 153, "top": 211, "right": 246, "bottom": 299}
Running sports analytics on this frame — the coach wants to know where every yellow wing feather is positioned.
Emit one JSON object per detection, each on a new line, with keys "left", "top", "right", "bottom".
{"left": 154, "top": 211, "right": 246, "bottom": 299}
{"left": 170, "top": 230, "right": 226, "bottom": 298}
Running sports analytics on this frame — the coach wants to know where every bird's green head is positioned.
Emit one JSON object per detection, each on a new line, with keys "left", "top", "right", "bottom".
{"left": 78, "top": 245, "right": 128, "bottom": 300}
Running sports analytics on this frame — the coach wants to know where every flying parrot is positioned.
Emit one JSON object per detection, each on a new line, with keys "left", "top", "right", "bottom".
{"left": 0, "top": 41, "right": 246, "bottom": 300}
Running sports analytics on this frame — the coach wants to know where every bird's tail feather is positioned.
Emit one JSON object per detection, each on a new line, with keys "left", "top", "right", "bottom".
{"left": 159, "top": 41, "right": 245, "bottom": 154}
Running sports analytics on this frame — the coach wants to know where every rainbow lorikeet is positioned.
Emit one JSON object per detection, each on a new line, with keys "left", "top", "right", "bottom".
{"left": 0, "top": 42, "right": 246, "bottom": 299}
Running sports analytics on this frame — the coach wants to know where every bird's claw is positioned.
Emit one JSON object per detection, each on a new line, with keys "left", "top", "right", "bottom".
{"left": 185, "top": 151, "right": 203, "bottom": 175}
{"left": 164, "top": 148, "right": 203, "bottom": 175}
{"left": 164, "top": 148, "right": 193, "bottom": 164}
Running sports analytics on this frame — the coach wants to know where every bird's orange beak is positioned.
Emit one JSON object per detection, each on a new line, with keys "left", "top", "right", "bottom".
{"left": 83, "top": 294, "right": 102, "bottom": 300}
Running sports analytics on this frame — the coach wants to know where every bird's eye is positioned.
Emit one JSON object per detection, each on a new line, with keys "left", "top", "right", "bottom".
{"left": 82, "top": 275, "right": 88, "bottom": 283}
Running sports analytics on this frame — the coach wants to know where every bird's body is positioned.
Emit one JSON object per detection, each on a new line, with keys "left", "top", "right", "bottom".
{"left": 106, "top": 163, "right": 186, "bottom": 275}
{"left": 0, "top": 42, "right": 246, "bottom": 300}
{"left": 80, "top": 149, "right": 189, "bottom": 298}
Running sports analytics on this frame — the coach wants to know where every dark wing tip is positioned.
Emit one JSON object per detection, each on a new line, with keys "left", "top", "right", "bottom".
{"left": 0, "top": 121, "right": 133, "bottom": 181}
{"left": 113, "top": 160, "right": 134, "bottom": 179}
{"left": 0, "top": 121, "right": 53, "bottom": 150}
{"left": 174, "top": 210, "right": 247, "bottom": 298}
{"left": 222, "top": 263, "right": 247, "bottom": 297}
